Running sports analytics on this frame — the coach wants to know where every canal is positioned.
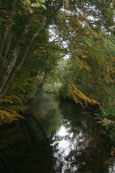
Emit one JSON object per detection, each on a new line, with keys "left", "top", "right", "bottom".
{"left": 0, "top": 93, "right": 114, "bottom": 173}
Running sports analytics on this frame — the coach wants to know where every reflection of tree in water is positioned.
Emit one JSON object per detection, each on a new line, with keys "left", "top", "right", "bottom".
{"left": 51, "top": 100, "right": 114, "bottom": 173}
{"left": 52, "top": 127, "right": 113, "bottom": 173}
{"left": 0, "top": 117, "right": 54, "bottom": 173}
{"left": 0, "top": 94, "right": 114, "bottom": 173}
{"left": 30, "top": 93, "right": 63, "bottom": 137}
{"left": 0, "top": 93, "right": 63, "bottom": 172}
{"left": 39, "top": 108, "right": 61, "bottom": 136}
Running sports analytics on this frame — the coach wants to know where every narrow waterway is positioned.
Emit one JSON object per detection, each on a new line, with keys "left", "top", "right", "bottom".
{"left": 0, "top": 93, "right": 114, "bottom": 173}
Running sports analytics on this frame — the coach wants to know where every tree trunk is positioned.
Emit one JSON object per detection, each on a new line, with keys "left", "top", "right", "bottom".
{"left": 0, "top": 32, "right": 38, "bottom": 97}
{"left": 0, "top": 35, "right": 8, "bottom": 55}
{"left": 0, "top": 0, "right": 18, "bottom": 56}
{"left": 3, "top": 31, "right": 13, "bottom": 59}
{"left": 17, "top": 32, "right": 38, "bottom": 71}
{"left": 0, "top": 43, "right": 21, "bottom": 96}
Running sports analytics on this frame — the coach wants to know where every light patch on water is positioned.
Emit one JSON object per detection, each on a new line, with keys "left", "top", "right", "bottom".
{"left": 108, "top": 159, "right": 115, "bottom": 173}
{"left": 51, "top": 121, "right": 90, "bottom": 173}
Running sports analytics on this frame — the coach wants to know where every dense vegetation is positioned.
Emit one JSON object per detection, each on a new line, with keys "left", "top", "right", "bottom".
{"left": 0, "top": 0, "right": 114, "bottom": 140}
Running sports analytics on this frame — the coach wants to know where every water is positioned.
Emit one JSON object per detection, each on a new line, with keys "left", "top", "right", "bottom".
{"left": 0, "top": 93, "right": 114, "bottom": 173}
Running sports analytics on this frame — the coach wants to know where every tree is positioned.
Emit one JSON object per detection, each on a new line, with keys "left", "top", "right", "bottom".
{"left": 55, "top": 0, "right": 115, "bottom": 107}
{"left": 0, "top": 0, "right": 63, "bottom": 123}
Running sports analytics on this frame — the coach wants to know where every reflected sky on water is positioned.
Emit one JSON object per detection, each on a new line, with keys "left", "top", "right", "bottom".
{"left": 51, "top": 118, "right": 115, "bottom": 173}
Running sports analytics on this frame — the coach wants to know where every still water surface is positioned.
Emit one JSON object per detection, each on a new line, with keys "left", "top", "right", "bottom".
{"left": 0, "top": 93, "right": 114, "bottom": 173}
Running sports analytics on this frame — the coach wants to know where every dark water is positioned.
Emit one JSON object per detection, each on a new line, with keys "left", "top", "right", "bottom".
{"left": 0, "top": 93, "right": 114, "bottom": 173}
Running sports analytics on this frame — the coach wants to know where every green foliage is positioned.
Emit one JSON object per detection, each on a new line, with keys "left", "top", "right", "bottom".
{"left": 100, "top": 106, "right": 115, "bottom": 120}
{"left": 22, "top": 0, "right": 48, "bottom": 10}
{"left": 58, "top": 27, "right": 114, "bottom": 107}
{"left": 0, "top": 110, "right": 23, "bottom": 125}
